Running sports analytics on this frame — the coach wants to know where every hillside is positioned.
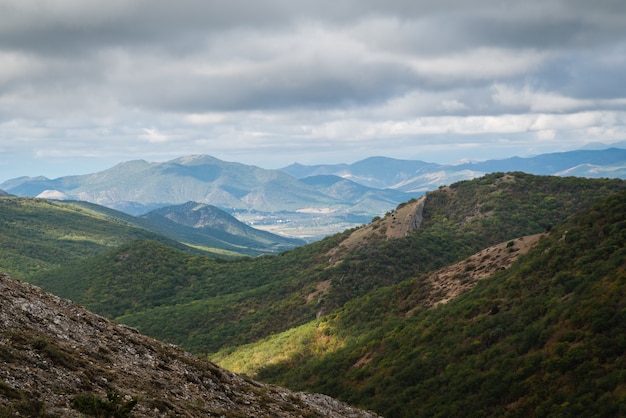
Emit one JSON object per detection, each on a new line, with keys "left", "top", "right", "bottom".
{"left": 0, "top": 197, "right": 187, "bottom": 279}
{"left": 0, "top": 197, "right": 305, "bottom": 283}
{"left": 29, "top": 173, "right": 626, "bottom": 357}
{"left": 211, "top": 232, "right": 545, "bottom": 372}
{"left": 141, "top": 201, "right": 305, "bottom": 255}
{"left": 70, "top": 199, "right": 304, "bottom": 256}
{"left": 0, "top": 273, "right": 379, "bottom": 417}
{"left": 213, "top": 190, "right": 626, "bottom": 417}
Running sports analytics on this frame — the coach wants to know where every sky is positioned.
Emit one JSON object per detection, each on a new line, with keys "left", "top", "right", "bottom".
{"left": 1, "top": 0, "right": 626, "bottom": 182}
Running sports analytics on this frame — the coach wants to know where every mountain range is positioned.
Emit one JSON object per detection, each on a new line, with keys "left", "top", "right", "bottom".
{"left": 4, "top": 171, "right": 624, "bottom": 416}
{"left": 0, "top": 197, "right": 304, "bottom": 282}
{"left": 2, "top": 147, "right": 626, "bottom": 416}
{"left": 2, "top": 147, "right": 626, "bottom": 239}
{"left": 281, "top": 148, "right": 626, "bottom": 191}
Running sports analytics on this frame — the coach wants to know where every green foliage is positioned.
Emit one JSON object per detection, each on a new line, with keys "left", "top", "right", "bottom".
{"left": 233, "top": 189, "right": 626, "bottom": 417}
{"left": 0, "top": 197, "right": 182, "bottom": 279}
{"left": 32, "top": 337, "right": 85, "bottom": 370}
{"left": 0, "top": 381, "right": 50, "bottom": 417}
{"left": 71, "top": 391, "right": 137, "bottom": 418}
{"left": 27, "top": 173, "right": 626, "bottom": 357}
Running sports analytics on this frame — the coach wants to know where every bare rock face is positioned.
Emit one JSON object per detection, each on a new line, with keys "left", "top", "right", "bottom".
{"left": 0, "top": 273, "right": 380, "bottom": 417}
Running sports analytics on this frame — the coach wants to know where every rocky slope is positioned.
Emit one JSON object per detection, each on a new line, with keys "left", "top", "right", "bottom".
{"left": 0, "top": 273, "right": 379, "bottom": 417}
{"left": 326, "top": 197, "right": 424, "bottom": 264}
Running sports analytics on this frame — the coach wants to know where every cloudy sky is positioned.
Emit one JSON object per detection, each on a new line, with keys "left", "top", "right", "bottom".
{"left": 1, "top": 0, "right": 626, "bottom": 181}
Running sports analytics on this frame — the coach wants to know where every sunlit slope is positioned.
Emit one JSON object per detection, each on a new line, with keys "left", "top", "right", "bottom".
{"left": 30, "top": 173, "right": 626, "bottom": 357}
{"left": 0, "top": 197, "right": 183, "bottom": 279}
{"left": 223, "top": 189, "right": 626, "bottom": 417}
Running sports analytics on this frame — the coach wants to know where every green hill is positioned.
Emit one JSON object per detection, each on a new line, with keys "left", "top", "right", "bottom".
{"left": 0, "top": 197, "right": 187, "bottom": 279}
{"left": 29, "top": 173, "right": 626, "bottom": 357}
{"left": 0, "top": 197, "right": 307, "bottom": 284}
{"left": 141, "top": 201, "right": 305, "bottom": 255}
{"left": 217, "top": 188, "right": 626, "bottom": 417}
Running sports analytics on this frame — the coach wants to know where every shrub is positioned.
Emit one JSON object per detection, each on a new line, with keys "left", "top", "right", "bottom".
{"left": 71, "top": 391, "right": 137, "bottom": 418}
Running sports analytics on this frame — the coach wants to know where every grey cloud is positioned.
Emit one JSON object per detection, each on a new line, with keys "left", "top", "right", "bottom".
{"left": 121, "top": 59, "right": 417, "bottom": 113}
{"left": 3, "top": 0, "right": 623, "bottom": 55}
{"left": 1, "top": 0, "right": 626, "bottom": 180}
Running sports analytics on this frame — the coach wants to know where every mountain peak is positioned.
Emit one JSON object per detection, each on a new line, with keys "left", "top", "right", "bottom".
{"left": 327, "top": 196, "right": 426, "bottom": 263}
{"left": 171, "top": 155, "right": 223, "bottom": 166}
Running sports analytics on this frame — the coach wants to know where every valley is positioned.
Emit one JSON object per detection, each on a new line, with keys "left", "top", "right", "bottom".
{"left": 3, "top": 148, "right": 626, "bottom": 238}
{"left": 2, "top": 154, "right": 626, "bottom": 417}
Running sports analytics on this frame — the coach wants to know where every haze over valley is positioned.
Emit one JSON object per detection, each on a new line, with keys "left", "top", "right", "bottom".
{"left": 3, "top": 146, "right": 626, "bottom": 240}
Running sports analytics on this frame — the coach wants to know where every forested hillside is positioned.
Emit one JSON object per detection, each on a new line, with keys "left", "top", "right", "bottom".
{"left": 30, "top": 173, "right": 626, "bottom": 357}
{"left": 0, "top": 197, "right": 184, "bottom": 279}
{"left": 0, "top": 197, "right": 305, "bottom": 284}
{"left": 141, "top": 201, "right": 305, "bottom": 255}
{"left": 218, "top": 188, "right": 626, "bottom": 417}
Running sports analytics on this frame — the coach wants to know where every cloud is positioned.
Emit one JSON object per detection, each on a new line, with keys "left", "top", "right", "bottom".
{"left": 0, "top": 0, "right": 626, "bottom": 180}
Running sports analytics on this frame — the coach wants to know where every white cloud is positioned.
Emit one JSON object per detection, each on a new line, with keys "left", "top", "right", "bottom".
{"left": 1, "top": 0, "right": 626, "bottom": 181}
{"left": 440, "top": 100, "right": 469, "bottom": 112}
{"left": 491, "top": 84, "right": 590, "bottom": 112}
{"left": 406, "top": 48, "right": 546, "bottom": 82}
{"left": 140, "top": 128, "right": 168, "bottom": 143}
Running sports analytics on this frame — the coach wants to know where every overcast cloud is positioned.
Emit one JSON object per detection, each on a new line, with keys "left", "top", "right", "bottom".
{"left": 1, "top": 0, "right": 626, "bottom": 180}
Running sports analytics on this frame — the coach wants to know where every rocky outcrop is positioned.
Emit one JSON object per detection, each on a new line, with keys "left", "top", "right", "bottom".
{"left": 401, "top": 234, "right": 545, "bottom": 315}
{"left": 0, "top": 273, "right": 380, "bottom": 417}
{"left": 327, "top": 197, "right": 425, "bottom": 264}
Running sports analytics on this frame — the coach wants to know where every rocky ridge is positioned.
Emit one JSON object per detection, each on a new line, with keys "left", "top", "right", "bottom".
{"left": 0, "top": 273, "right": 380, "bottom": 417}
{"left": 327, "top": 197, "right": 425, "bottom": 264}
{"left": 413, "top": 233, "right": 545, "bottom": 312}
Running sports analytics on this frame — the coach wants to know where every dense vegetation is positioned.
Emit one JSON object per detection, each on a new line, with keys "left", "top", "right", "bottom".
{"left": 0, "top": 197, "right": 181, "bottom": 279}
{"left": 216, "top": 189, "right": 626, "bottom": 417}
{"left": 7, "top": 173, "right": 626, "bottom": 416}
{"left": 32, "top": 230, "right": 356, "bottom": 352}
{"left": 30, "top": 173, "right": 626, "bottom": 357}
{"left": 0, "top": 196, "right": 303, "bottom": 285}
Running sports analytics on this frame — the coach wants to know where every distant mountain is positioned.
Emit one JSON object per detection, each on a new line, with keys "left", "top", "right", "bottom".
{"left": 141, "top": 202, "right": 305, "bottom": 255}
{"left": 281, "top": 148, "right": 626, "bottom": 192}
{"left": 0, "top": 155, "right": 423, "bottom": 238}
{"left": 0, "top": 189, "right": 8, "bottom": 196}
{"left": 299, "top": 175, "right": 413, "bottom": 215}
{"left": 0, "top": 155, "right": 343, "bottom": 214}
{"left": 3, "top": 148, "right": 626, "bottom": 238}
{"left": 454, "top": 147, "right": 626, "bottom": 175}
{"left": 0, "top": 272, "right": 379, "bottom": 417}
{"left": 282, "top": 156, "right": 439, "bottom": 189}
{"left": 578, "top": 140, "right": 626, "bottom": 150}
